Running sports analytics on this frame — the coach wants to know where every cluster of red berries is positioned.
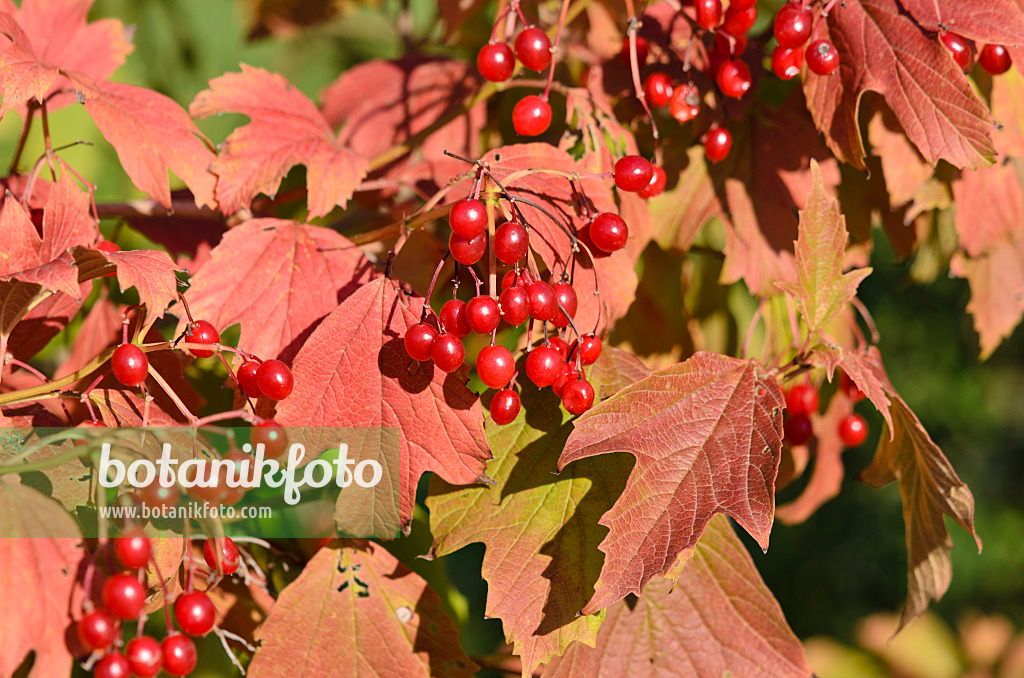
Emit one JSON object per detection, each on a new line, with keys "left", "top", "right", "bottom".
{"left": 78, "top": 529, "right": 240, "bottom": 677}
{"left": 770, "top": 2, "right": 839, "bottom": 80}
{"left": 782, "top": 374, "right": 868, "bottom": 448}
{"left": 939, "top": 32, "right": 1014, "bottom": 75}
{"left": 478, "top": 25, "right": 554, "bottom": 136}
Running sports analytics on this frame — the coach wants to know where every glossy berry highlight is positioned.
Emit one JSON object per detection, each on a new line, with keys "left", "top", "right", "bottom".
{"left": 490, "top": 388, "right": 521, "bottom": 425}
{"left": 449, "top": 230, "right": 487, "bottom": 265}
{"left": 716, "top": 60, "right": 751, "bottom": 98}
{"left": 704, "top": 126, "right": 732, "bottom": 163}
{"left": 161, "top": 635, "right": 198, "bottom": 677}
{"left": 449, "top": 199, "right": 486, "bottom": 239}
{"left": 643, "top": 73, "right": 673, "bottom": 108}
{"left": 514, "top": 27, "right": 551, "bottom": 71}
{"left": 613, "top": 155, "right": 654, "bottom": 193}
{"left": 466, "top": 296, "right": 501, "bottom": 334}
{"left": 477, "top": 42, "right": 514, "bottom": 82}
{"left": 101, "top": 572, "right": 147, "bottom": 620}
{"left": 440, "top": 299, "right": 471, "bottom": 338}
{"left": 980, "top": 44, "right": 1012, "bottom": 74}
{"left": 494, "top": 220, "right": 529, "bottom": 264}
{"left": 77, "top": 609, "right": 119, "bottom": 652}
{"left": 774, "top": 3, "right": 813, "bottom": 48}
{"left": 589, "top": 213, "right": 628, "bottom": 253}
{"left": 477, "top": 344, "right": 515, "bottom": 389}
{"left": 431, "top": 334, "right": 465, "bottom": 373}
{"left": 125, "top": 636, "right": 163, "bottom": 678}
{"left": 236, "top": 360, "right": 263, "bottom": 398}
{"left": 839, "top": 413, "right": 869, "bottom": 447}
{"left": 186, "top": 320, "right": 219, "bottom": 358}
{"left": 786, "top": 382, "right": 820, "bottom": 415}
{"left": 111, "top": 344, "right": 148, "bottom": 387}
{"left": 512, "top": 95, "right": 552, "bottom": 136}
{"left": 806, "top": 40, "right": 839, "bottom": 75}
{"left": 562, "top": 378, "right": 595, "bottom": 415}
{"left": 174, "top": 590, "right": 216, "bottom": 636}
{"left": 203, "top": 537, "right": 240, "bottom": 575}
{"left": 113, "top": 526, "right": 151, "bottom": 569}
{"left": 256, "top": 359, "right": 294, "bottom": 400}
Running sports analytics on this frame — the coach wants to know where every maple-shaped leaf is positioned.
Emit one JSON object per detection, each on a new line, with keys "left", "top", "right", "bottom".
{"left": 896, "top": 0, "right": 1024, "bottom": 45}
{"left": 950, "top": 160, "right": 1024, "bottom": 358}
{"left": 182, "top": 219, "right": 372, "bottom": 362}
{"left": 0, "top": 0, "right": 132, "bottom": 117}
{"left": 543, "top": 515, "right": 812, "bottom": 678}
{"left": 274, "top": 277, "right": 489, "bottom": 528}
{"left": 427, "top": 348, "right": 648, "bottom": 675}
{"left": 321, "top": 57, "right": 485, "bottom": 187}
{"left": 859, "top": 395, "right": 981, "bottom": 632}
{"left": 247, "top": 541, "right": 477, "bottom": 678}
{"left": 811, "top": 344, "right": 894, "bottom": 432}
{"left": 804, "top": 0, "right": 994, "bottom": 170}
{"left": 0, "top": 480, "right": 85, "bottom": 678}
{"left": 558, "top": 352, "right": 784, "bottom": 615}
{"left": 714, "top": 94, "right": 840, "bottom": 296}
{"left": 777, "top": 161, "right": 871, "bottom": 334}
{"left": 453, "top": 144, "right": 638, "bottom": 331}
{"left": 190, "top": 64, "right": 369, "bottom": 218}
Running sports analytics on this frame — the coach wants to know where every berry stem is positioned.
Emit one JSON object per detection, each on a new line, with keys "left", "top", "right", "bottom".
{"left": 542, "top": 0, "right": 572, "bottom": 100}
{"left": 851, "top": 297, "right": 881, "bottom": 345}
{"left": 194, "top": 409, "right": 253, "bottom": 428}
{"left": 626, "top": 15, "right": 660, "bottom": 144}
{"left": 8, "top": 100, "right": 35, "bottom": 174}
{"left": 146, "top": 365, "right": 200, "bottom": 425}
{"left": 486, "top": 190, "right": 497, "bottom": 299}
{"left": 423, "top": 250, "right": 452, "bottom": 315}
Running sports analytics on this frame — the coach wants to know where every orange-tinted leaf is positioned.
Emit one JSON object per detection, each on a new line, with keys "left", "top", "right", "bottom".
{"left": 715, "top": 96, "right": 840, "bottom": 296}
{"left": 67, "top": 245, "right": 180, "bottom": 326}
{"left": 190, "top": 64, "right": 368, "bottom": 217}
{"left": 427, "top": 348, "right": 646, "bottom": 675}
{"left": 0, "top": 0, "right": 132, "bottom": 117}
{"left": 0, "top": 481, "right": 85, "bottom": 678}
{"left": 649, "top": 144, "right": 723, "bottom": 252}
{"left": 274, "top": 277, "right": 490, "bottom": 528}
{"left": 322, "top": 57, "right": 484, "bottom": 187}
{"left": 867, "top": 103, "right": 934, "bottom": 209}
{"left": 897, "top": 0, "right": 1024, "bottom": 45}
{"left": 247, "top": 541, "right": 477, "bottom": 678}
{"left": 543, "top": 515, "right": 812, "bottom": 678}
{"left": 859, "top": 395, "right": 981, "bottom": 632}
{"left": 55, "top": 290, "right": 120, "bottom": 378}
{"left": 804, "top": 0, "right": 994, "bottom": 170}
{"left": 182, "top": 218, "right": 372, "bottom": 361}
{"left": 812, "top": 344, "right": 894, "bottom": 432}
{"left": 67, "top": 75, "right": 217, "bottom": 210}
{"left": 777, "top": 161, "right": 871, "bottom": 334}
{"left": 558, "top": 352, "right": 784, "bottom": 614}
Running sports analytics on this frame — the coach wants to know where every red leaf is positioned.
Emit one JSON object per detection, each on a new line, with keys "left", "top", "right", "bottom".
{"left": 896, "top": 0, "right": 1024, "bottom": 45}
{"left": 182, "top": 218, "right": 372, "bottom": 361}
{"left": 812, "top": 344, "right": 894, "bottom": 432}
{"left": 0, "top": 0, "right": 132, "bottom": 117}
{"left": 558, "top": 352, "right": 784, "bottom": 614}
{"left": 55, "top": 290, "right": 121, "bottom": 378}
{"left": 190, "top": 65, "right": 368, "bottom": 218}
{"left": 68, "top": 246, "right": 180, "bottom": 328}
{"left": 247, "top": 541, "right": 478, "bottom": 678}
{"left": 321, "top": 57, "right": 485, "bottom": 187}
{"left": 804, "top": 0, "right": 994, "bottom": 170}
{"left": 274, "top": 277, "right": 490, "bottom": 528}
{"left": 543, "top": 515, "right": 812, "bottom": 678}
{"left": 0, "top": 481, "right": 85, "bottom": 678}
{"left": 68, "top": 75, "right": 217, "bottom": 210}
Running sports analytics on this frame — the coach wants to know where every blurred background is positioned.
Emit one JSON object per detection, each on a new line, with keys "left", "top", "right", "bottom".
{"left": 3, "top": 0, "right": 1021, "bottom": 675}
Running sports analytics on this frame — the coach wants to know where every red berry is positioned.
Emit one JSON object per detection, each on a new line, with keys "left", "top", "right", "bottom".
{"left": 256, "top": 359, "right": 293, "bottom": 400}
{"left": 551, "top": 283, "right": 578, "bottom": 329}
{"left": 77, "top": 609, "right": 119, "bottom": 651}
{"left": 476, "top": 344, "right": 515, "bottom": 389}
{"left": 477, "top": 42, "right": 514, "bottom": 81}
{"left": 186, "top": 320, "right": 219, "bottom": 358}
{"left": 449, "top": 230, "right": 487, "bottom": 265}
{"left": 614, "top": 155, "right": 654, "bottom": 193}
{"left": 771, "top": 45, "right": 804, "bottom": 80}
{"left": 573, "top": 334, "right": 603, "bottom": 365}
{"left": 619, "top": 35, "right": 649, "bottom": 66}
{"left": 490, "top": 388, "right": 521, "bottom": 425}
{"left": 98, "top": 240, "right": 120, "bottom": 277}
{"left": 980, "top": 44, "right": 1012, "bottom": 74}
{"left": 716, "top": 60, "right": 751, "bottom": 98}
{"left": 527, "top": 281, "right": 558, "bottom": 321}
{"left": 774, "top": 3, "right": 813, "bottom": 48}
{"left": 102, "top": 572, "right": 147, "bottom": 620}
{"left": 140, "top": 481, "right": 179, "bottom": 512}
{"left": 499, "top": 285, "right": 530, "bottom": 326}
{"left": 638, "top": 166, "right": 667, "bottom": 199}
{"left": 125, "top": 636, "right": 163, "bottom": 678}
{"left": 548, "top": 336, "right": 571, "bottom": 359}
{"left": 95, "top": 653, "right": 131, "bottom": 678}
{"left": 512, "top": 95, "right": 552, "bottom": 136}
{"left": 643, "top": 73, "right": 673, "bottom": 108}
{"left": 668, "top": 82, "right": 701, "bottom": 123}
{"left": 111, "top": 344, "right": 148, "bottom": 387}
{"left": 562, "top": 378, "right": 595, "bottom": 415}
{"left": 113, "top": 526, "right": 151, "bottom": 570}
{"left": 203, "top": 537, "right": 240, "bottom": 575}
{"left": 722, "top": 5, "right": 757, "bottom": 35}
{"left": 236, "top": 360, "right": 263, "bottom": 398}
{"left": 515, "top": 26, "right": 551, "bottom": 71}
{"left": 161, "top": 635, "right": 198, "bottom": 677}
{"left": 431, "top": 333, "right": 465, "bottom": 373}
{"left": 252, "top": 420, "right": 288, "bottom": 459}
{"left": 786, "top": 382, "right": 819, "bottom": 415}
{"left": 440, "top": 299, "right": 471, "bottom": 338}
{"left": 466, "top": 295, "right": 501, "bottom": 334}
{"left": 840, "top": 372, "right": 866, "bottom": 402}
{"left": 838, "top": 413, "right": 868, "bottom": 447}
{"left": 500, "top": 269, "right": 524, "bottom": 291}
{"left": 551, "top": 363, "right": 579, "bottom": 398}
{"left": 525, "top": 346, "right": 563, "bottom": 387}
{"left": 940, "top": 32, "right": 972, "bottom": 72}
{"left": 589, "top": 213, "right": 628, "bottom": 253}
{"left": 405, "top": 322, "right": 438, "bottom": 362}
{"left": 174, "top": 590, "right": 216, "bottom": 636}
{"left": 494, "top": 220, "right": 529, "bottom": 264}
{"left": 704, "top": 126, "right": 732, "bottom": 163}
{"left": 784, "top": 414, "right": 813, "bottom": 446}
{"left": 449, "top": 198, "right": 487, "bottom": 239}
{"left": 806, "top": 40, "right": 839, "bottom": 75}
{"left": 695, "top": 0, "right": 723, "bottom": 29}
